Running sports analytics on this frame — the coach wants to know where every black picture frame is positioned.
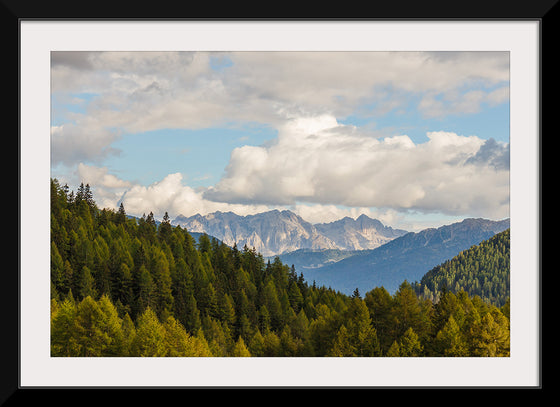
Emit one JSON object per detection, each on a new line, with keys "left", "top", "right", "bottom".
{"left": 11, "top": 0, "right": 551, "bottom": 400}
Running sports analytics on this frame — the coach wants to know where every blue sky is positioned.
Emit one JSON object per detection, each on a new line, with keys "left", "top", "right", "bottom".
{"left": 340, "top": 101, "right": 509, "bottom": 145}
{"left": 102, "top": 125, "right": 277, "bottom": 188}
{"left": 51, "top": 51, "right": 510, "bottom": 230}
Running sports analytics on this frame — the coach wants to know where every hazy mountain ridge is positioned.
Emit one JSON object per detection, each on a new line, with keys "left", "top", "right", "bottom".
{"left": 275, "top": 248, "right": 362, "bottom": 271}
{"left": 302, "top": 217, "right": 510, "bottom": 295}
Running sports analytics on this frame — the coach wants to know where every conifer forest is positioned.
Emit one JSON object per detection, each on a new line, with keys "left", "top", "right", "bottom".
{"left": 50, "top": 179, "right": 510, "bottom": 357}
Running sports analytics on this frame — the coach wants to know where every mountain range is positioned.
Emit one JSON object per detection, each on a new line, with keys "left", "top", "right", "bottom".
{"left": 298, "top": 217, "right": 510, "bottom": 295}
{"left": 172, "top": 209, "right": 509, "bottom": 296}
{"left": 172, "top": 210, "right": 407, "bottom": 257}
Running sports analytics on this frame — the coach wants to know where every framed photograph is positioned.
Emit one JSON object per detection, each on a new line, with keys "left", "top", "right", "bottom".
{"left": 17, "top": 17, "right": 543, "bottom": 391}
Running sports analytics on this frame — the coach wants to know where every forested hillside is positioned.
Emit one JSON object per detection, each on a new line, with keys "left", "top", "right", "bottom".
{"left": 301, "top": 217, "right": 509, "bottom": 295}
{"left": 413, "top": 229, "right": 510, "bottom": 306}
{"left": 50, "top": 179, "right": 510, "bottom": 357}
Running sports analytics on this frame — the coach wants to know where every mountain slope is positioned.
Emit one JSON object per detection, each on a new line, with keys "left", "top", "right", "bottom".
{"left": 301, "top": 218, "right": 510, "bottom": 295}
{"left": 413, "top": 228, "right": 510, "bottom": 306}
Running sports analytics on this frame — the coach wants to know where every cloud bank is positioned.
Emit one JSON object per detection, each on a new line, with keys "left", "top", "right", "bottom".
{"left": 51, "top": 52, "right": 510, "bottom": 226}
{"left": 51, "top": 51, "right": 509, "bottom": 167}
{"left": 204, "top": 115, "right": 509, "bottom": 218}
{"left": 74, "top": 115, "right": 509, "bottom": 223}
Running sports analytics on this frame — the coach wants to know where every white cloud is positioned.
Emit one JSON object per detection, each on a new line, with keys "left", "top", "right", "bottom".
{"left": 204, "top": 115, "right": 509, "bottom": 219}
{"left": 69, "top": 165, "right": 425, "bottom": 229}
{"left": 51, "top": 52, "right": 510, "bottom": 222}
{"left": 418, "top": 85, "right": 510, "bottom": 118}
{"left": 71, "top": 164, "right": 476, "bottom": 231}
{"left": 85, "top": 171, "right": 271, "bottom": 220}
{"left": 51, "top": 123, "right": 121, "bottom": 166}
{"left": 51, "top": 51, "right": 509, "bottom": 166}
{"left": 227, "top": 52, "right": 509, "bottom": 111}
{"left": 77, "top": 163, "right": 132, "bottom": 189}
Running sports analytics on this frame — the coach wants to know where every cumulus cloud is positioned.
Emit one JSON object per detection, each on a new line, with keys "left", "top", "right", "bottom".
{"left": 72, "top": 165, "right": 418, "bottom": 228}
{"left": 204, "top": 115, "right": 509, "bottom": 219}
{"left": 80, "top": 170, "right": 272, "bottom": 220}
{"left": 77, "top": 163, "right": 132, "bottom": 189}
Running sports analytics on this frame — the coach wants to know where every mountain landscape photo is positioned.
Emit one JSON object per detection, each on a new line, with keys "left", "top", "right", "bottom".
{"left": 48, "top": 50, "right": 512, "bottom": 358}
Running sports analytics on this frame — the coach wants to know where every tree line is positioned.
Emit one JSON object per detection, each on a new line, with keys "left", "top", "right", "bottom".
{"left": 50, "top": 179, "right": 510, "bottom": 357}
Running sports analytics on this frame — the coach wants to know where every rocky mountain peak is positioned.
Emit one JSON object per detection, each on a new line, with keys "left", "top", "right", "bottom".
{"left": 172, "top": 210, "right": 408, "bottom": 256}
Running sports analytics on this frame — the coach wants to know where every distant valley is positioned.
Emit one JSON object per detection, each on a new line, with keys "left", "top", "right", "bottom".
{"left": 299, "top": 217, "right": 510, "bottom": 295}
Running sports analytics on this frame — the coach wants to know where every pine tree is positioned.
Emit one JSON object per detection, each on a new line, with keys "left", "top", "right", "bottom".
{"left": 434, "top": 315, "right": 468, "bottom": 357}
{"left": 218, "top": 293, "right": 236, "bottom": 329}
{"left": 192, "top": 329, "right": 213, "bottom": 356}
{"left": 288, "top": 281, "right": 304, "bottom": 313}
{"left": 62, "top": 260, "right": 74, "bottom": 294}
{"left": 232, "top": 337, "right": 252, "bottom": 357}
{"left": 136, "top": 265, "right": 155, "bottom": 316}
{"left": 290, "top": 309, "right": 310, "bottom": 343}
{"left": 172, "top": 258, "right": 194, "bottom": 327}
{"left": 263, "top": 330, "right": 282, "bottom": 356}
{"left": 364, "top": 286, "right": 393, "bottom": 352}
{"left": 257, "top": 304, "right": 271, "bottom": 334}
{"left": 386, "top": 341, "right": 401, "bottom": 357}
{"left": 469, "top": 310, "right": 510, "bottom": 356}
{"left": 158, "top": 211, "right": 172, "bottom": 243}
{"left": 163, "top": 316, "right": 196, "bottom": 357}
{"left": 97, "top": 295, "right": 126, "bottom": 356}
{"left": 203, "top": 316, "right": 231, "bottom": 357}
{"left": 121, "top": 313, "right": 136, "bottom": 356}
{"left": 51, "top": 242, "right": 65, "bottom": 296}
{"left": 262, "top": 279, "right": 283, "bottom": 331}
{"left": 390, "top": 281, "right": 427, "bottom": 344}
{"left": 77, "top": 266, "right": 97, "bottom": 300}
{"left": 345, "top": 297, "right": 380, "bottom": 356}
{"left": 132, "top": 307, "right": 167, "bottom": 357}
{"left": 51, "top": 297, "right": 79, "bottom": 356}
{"left": 74, "top": 296, "right": 123, "bottom": 357}
{"left": 328, "top": 325, "right": 354, "bottom": 356}
{"left": 183, "top": 294, "right": 202, "bottom": 334}
{"left": 150, "top": 246, "right": 174, "bottom": 320}
{"left": 84, "top": 183, "right": 96, "bottom": 209}
{"left": 398, "top": 327, "right": 423, "bottom": 357}
{"left": 116, "top": 202, "right": 127, "bottom": 225}
{"left": 248, "top": 329, "right": 266, "bottom": 357}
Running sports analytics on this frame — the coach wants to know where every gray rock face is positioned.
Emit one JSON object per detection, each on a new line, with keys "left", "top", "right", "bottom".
{"left": 172, "top": 210, "right": 404, "bottom": 257}
{"left": 315, "top": 214, "right": 408, "bottom": 250}
{"left": 173, "top": 210, "right": 337, "bottom": 257}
